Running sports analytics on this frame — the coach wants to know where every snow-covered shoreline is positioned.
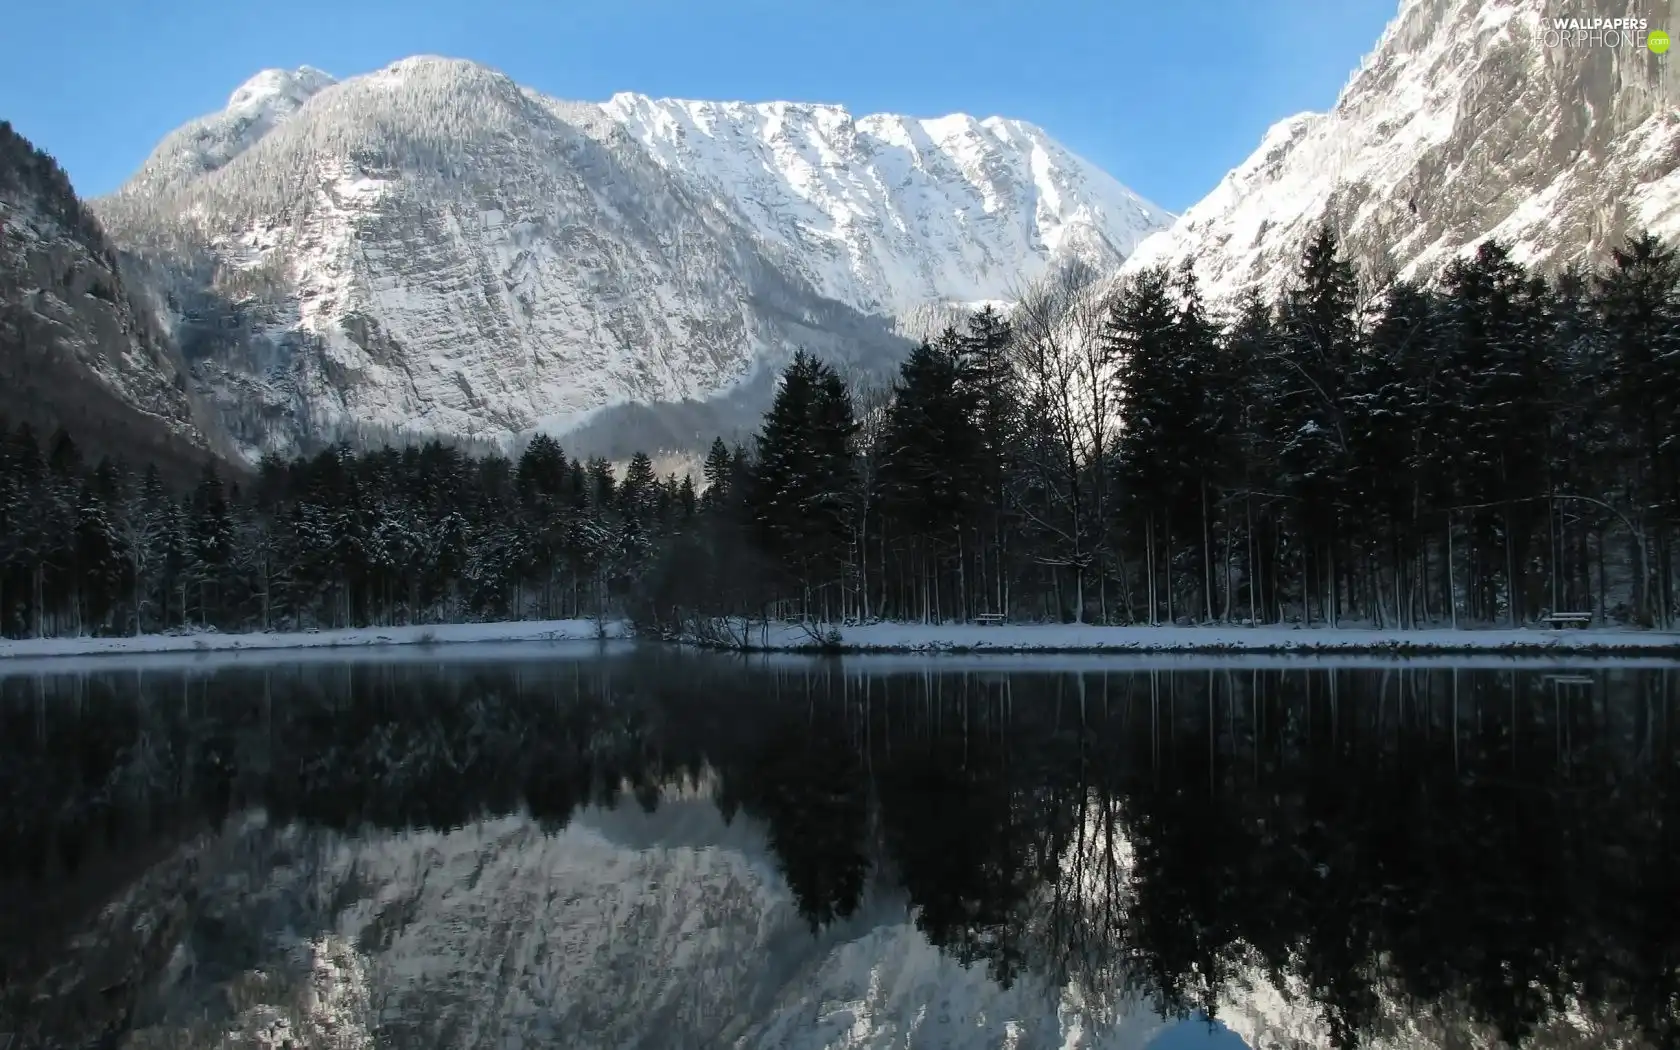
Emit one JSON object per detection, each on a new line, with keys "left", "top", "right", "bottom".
{"left": 4, "top": 619, "right": 1679, "bottom": 672}
{"left": 674, "top": 620, "right": 1680, "bottom": 656}
{"left": 0, "top": 619, "right": 625, "bottom": 662}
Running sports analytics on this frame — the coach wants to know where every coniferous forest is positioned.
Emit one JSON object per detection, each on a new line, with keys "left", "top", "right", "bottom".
{"left": 2, "top": 228, "right": 1678, "bottom": 639}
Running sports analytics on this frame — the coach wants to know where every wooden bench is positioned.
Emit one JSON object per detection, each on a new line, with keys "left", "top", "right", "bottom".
{"left": 974, "top": 613, "right": 1006, "bottom": 626}
{"left": 1542, "top": 612, "right": 1592, "bottom": 629}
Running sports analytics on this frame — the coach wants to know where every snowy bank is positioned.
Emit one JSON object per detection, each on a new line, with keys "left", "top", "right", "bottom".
{"left": 676, "top": 620, "right": 1680, "bottom": 655}
{"left": 0, "top": 619, "right": 626, "bottom": 662}
{"left": 6, "top": 618, "right": 1677, "bottom": 670}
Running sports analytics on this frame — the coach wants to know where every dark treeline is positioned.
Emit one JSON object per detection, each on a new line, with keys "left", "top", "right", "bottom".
{"left": 0, "top": 427, "right": 696, "bottom": 636}
{"left": 4, "top": 229, "right": 1679, "bottom": 637}
{"left": 4, "top": 660, "right": 1677, "bottom": 1047}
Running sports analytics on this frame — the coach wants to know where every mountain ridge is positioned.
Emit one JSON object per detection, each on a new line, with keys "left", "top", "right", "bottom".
{"left": 90, "top": 56, "right": 1168, "bottom": 461}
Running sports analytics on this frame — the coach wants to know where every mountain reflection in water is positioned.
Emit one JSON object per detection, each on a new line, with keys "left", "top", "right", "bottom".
{"left": 0, "top": 649, "right": 1676, "bottom": 1049}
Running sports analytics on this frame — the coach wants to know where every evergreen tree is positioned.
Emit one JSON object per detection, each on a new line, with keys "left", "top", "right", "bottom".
{"left": 701, "top": 437, "right": 733, "bottom": 509}
{"left": 516, "top": 433, "right": 569, "bottom": 508}
{"left": 1346, "top": 279, "right": 1438, "bottom": 626}
{"left": 751, "top": 351, "right": 859, "bottom": 618}
{"left": 189, "top": 463, "right": 235, "bottom": 624}
{"left": 1595, "top": 232, "right": 1680, "bottom": 625}
{"left": 876, "top": 337, "right": 985, "bottom": 621}
{"left": 1109, "top": 265, "right": 1185, "bottom": 621}
{"left": 960, "top": 305, "right": 1018, "bottom": 616}
{"left": 1220, "top": 290, "right": 1279, "bottom": 623}
{"left": 1439, "top": 241, "right": 1554, "bottom": 623}
{"left": 619, "top": 451, "right": 659, "bottom": 525}
{"left": 1272, "top": 225, "right": 1360, "bottom": 624}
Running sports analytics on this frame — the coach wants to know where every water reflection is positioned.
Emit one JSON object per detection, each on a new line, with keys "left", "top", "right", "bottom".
{"left": 1, "top": 651, "right": 1676, "bottom": 1048}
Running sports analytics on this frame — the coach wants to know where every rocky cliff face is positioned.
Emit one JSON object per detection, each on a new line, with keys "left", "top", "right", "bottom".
{"left": 94, "top": 58, "right": 1167, "bottom": 461}
{"left": 0, "top": 122, "right": 219, "bottom": 472}
{"left": 1122, "top": 0, "right": 1680, "bottom": 302}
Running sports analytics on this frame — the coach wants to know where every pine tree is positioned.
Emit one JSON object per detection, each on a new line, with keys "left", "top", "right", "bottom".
{"left": 961, "top": 305, "right": 1017, "bottom": 616}
{"left": 1439, "top": 241, "right": 1554, "bottom": 623}
{"left": 1595, "top": 232, "right": 1680, "bottom": 625}
{"left": 1272, "top": 225, "right": 1359, "bottom": 624}
{"left": 72, "top": 460, "right": 125, "bottom": 633}
{"left": 3, "top": 425, "right": 50, "bottom": 635}
{"left": 677, "top": 474, "right": 697, "bottom": 521}
{"left": 1109, "top": 265, "right": 1183, "bottom": 622}
{"left": 187, "top": 463, "right": 235, "bottom": 625}
{"left": 516, "top": 433, "right": 568, "bottom": 508}
{"left": 1347, "top": 279, "right": 1438, "bottom": 626}
{"left": 751, "top": 351, "right": 859, "bottom": 618}
{"left": 586, "top": 457, "right": 616, "bottom": 511}
{"left": 701, "top": 437, "right": 733, "bottom": 509}
{"left": 619, "top": 451, "right": 658, "bottom": 525}
{"left": 1221, "top": 290, "right": 1279, "bottom": 622}
{"left": 877, "top": 338, "right": 984, "bottom": 620}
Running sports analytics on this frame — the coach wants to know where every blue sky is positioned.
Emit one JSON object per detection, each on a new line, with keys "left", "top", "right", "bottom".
{"left": 0, "top": 0, "right": 1396, "bottom": 212}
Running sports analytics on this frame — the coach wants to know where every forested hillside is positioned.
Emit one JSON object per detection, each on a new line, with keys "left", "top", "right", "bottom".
{"left": 2, "top": 229, "right": 1677, "bottom": 639}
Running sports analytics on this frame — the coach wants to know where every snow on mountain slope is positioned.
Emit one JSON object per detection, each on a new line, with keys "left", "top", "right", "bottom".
{"left": 1122, "top": 0, "right": 1680, "bottom": 302}
{"left": 599, "top": 93, "right": 1172, "bottom": 316}
{"left": 123, "top": 66, "right": 339, "bottom": 197}
{"left": 94, "top": 59, "right": 1166, "bottom": 461}
{"left": 97, "top": 58, "right": 908, "bottom": 460}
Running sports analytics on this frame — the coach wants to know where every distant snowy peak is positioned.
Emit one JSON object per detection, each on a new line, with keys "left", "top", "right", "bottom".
{"left": 1123, "top": 0, "right": 1680, "bottom": 303}
{"left": 600, "top": 92, "right": 1173, "bottom": 315}
{"left": 225, "top": 66, "right": 337, "bottom": 113}
{"left": 118, "top": 65, "right": 340, "bottom": 197}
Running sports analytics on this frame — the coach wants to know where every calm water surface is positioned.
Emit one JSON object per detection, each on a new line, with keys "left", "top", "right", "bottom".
{"left": 1, "top": 646, "right": 1676, "bottom": 1049}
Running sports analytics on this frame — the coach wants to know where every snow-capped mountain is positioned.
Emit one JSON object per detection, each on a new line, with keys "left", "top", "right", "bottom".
{"left": 94, "top": 59, "right": 1168, "bottom": 461}
{"left": 601, "top": 93, "right": 1171, "bottom": 317}
{"left": 1122, "top": 0, "right": 1680, "bottom": 302}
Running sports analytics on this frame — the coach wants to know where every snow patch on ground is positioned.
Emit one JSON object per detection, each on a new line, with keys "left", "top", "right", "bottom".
{"left": 9, "top": 619, "right": 1676, "bottom": 667}
{"left": 679, "top": 620, "right": 1680, "bottom": 655}
{"left": 0, "top": 619, "right": 623, "bottom": 661}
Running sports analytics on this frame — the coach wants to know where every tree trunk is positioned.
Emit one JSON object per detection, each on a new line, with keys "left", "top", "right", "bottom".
{"left": 1145, "top": 514, "right": 1157, "bottom": 626}
{"left": 1202, "top": 479, "right": 1215, "bottom": 624}
{"left": 1447, "top": 517, "right": 1458, "bottom": 630}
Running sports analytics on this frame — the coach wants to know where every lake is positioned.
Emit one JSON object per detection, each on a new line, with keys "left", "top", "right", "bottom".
{"left": 1, "top": 646, "right": 1676, "bottom": 1049}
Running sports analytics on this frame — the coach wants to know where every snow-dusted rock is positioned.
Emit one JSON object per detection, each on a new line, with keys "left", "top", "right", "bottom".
{"left": 1121, "top": 0, "right": 1680, "bottom": 303}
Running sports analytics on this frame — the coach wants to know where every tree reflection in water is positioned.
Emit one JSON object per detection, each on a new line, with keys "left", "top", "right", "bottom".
{"left": 1, "top": 655, "right": 1675, "bottom": 1048}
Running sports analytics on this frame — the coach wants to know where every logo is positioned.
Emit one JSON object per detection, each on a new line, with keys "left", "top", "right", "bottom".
{"left": 1541, "top": 15, "right": 1667, "bottom": 49}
